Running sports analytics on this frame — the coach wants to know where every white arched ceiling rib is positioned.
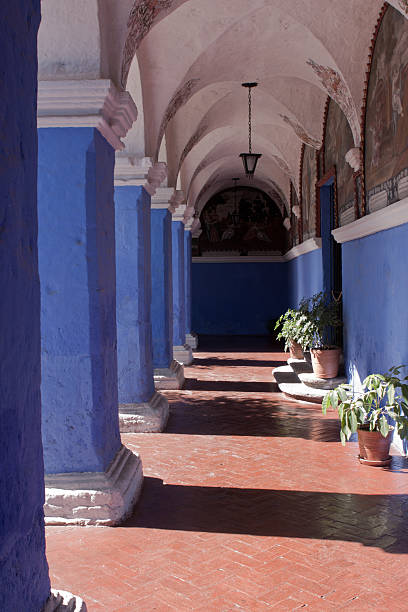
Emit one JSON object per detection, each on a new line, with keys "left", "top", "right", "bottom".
{"left": 183, "top": 132, "right": 292, "bottom": 208}
{"left": 122, "top": 0, "right": 408, "bottom": 90}
{"left": 132, "top": 0, "right": 389, "bottom": 163}
{"left": 166, "top": 80, "right": 325, "bottom": 187}
{"left": 192, "top": 160, "right": 289, "bottom": 218}
{"left": 121, "top": 53, "right": 145, "bottom": 156}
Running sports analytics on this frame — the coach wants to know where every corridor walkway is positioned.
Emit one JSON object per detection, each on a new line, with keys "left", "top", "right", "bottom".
{"left": 46, "top": 338, "right": 408, "bottom": 611}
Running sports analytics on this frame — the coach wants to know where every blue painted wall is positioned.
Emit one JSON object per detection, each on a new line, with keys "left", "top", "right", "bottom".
{"left": 288, "top": 249, "right": 323, "bottom": 308}
{"left": 184, "top": 231, "right": 192, "bottom": 336}
{"left": 115, "top": 186, "right": 155, "bottom": 403}
{"left": 38, "top": 127, "right": 121, "bottom": 474}
{"left": 192, "top": 262, "right": 289, "bottom": 335}
{"left": 343, "top": 223, "right": 408, "bottom": 385}
{"left": 172, "top": 221, "right": 186, "bottom": 345}
{"left": 0, "top": 2, "right": 51, "bottom": 610}
{"left": 151, "top": 209, "right": 173, "bottom": 368}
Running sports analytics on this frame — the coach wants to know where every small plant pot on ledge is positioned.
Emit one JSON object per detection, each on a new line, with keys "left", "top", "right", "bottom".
{"left": 358, "top": 427, "right": 392, "bottom": 466}
{"left": 310, "top": 347, "right": 341, "bottom": 379}
{"left": 289, "top": 341, "right": 304, "bottom": 360}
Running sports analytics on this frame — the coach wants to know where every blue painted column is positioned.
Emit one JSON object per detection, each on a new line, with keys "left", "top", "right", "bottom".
{"left": 184, "top": 225, "right": 198, "bottom": 349}
{"left": 0, "top": 3, "right": 51, "bottom": 609}
{"left": 150, "top": 189, "right": 184, "bottom": 389}
{"left": 115, "top": 183, "right": 168, "bottom": 431}
{"left": 172, "top": 204, "right": 193, "bottom": 365}
{"left": 38, "top": 122, "right": 143, "bottom": 525}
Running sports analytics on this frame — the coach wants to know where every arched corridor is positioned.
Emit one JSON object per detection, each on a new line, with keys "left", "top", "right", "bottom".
{"left": 45, "top": 338, "right": 408, "bottom": 611}
{"left": 3, "top": 1, "right": 408, "bottom": 609}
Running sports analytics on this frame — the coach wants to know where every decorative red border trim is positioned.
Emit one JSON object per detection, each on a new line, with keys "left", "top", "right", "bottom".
{"left": 299, "top": 143, "right": 305, "bottom": 243}
{"left": 360, "top": 3, "right": 388, "bottom": 215}
{"left": 319, "top": 96, "right": 331, "bottom": 179}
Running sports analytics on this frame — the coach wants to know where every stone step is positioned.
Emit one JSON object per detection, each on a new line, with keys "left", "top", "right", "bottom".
{"left": 273, "top": 365, "right": 325, "bottom": 405}
{"left": 298, "top": 371, "right": 347, "bottom": 390}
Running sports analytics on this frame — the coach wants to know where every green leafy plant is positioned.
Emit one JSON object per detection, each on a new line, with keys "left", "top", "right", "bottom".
{"left": 322, "top": 366, "right": 408, "bottom": 445}
{"left": 297, "top": 292, "right": 342, "bottom": 350}
{"left": 274, "top": 308, "right": 306, "bottom": 352}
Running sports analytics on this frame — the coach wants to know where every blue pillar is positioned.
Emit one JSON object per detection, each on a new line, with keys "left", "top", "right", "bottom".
{"left": 150, "top": 190, "right": 184, "bottom": 389}
{"left": 184, "top": 227, "right": 198, "bottom": 349}
{"left": 172, "top": 216, "right": 193, "bottom": 365}
{"left": 38, "top": 126, "right": 142, "bottom": 525}
{"left": 0, "top": 3, "right": 51, "bottom": 609}
{"left": 115, "top": 185, "right": 168, "bottom": 431}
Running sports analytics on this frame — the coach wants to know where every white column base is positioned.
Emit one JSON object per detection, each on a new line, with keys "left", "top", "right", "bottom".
{"left": 43, "top": 589, "right": 87, "bottom": 612}
{"left": 44, "top": 445, "right": 143, "bottom": 526}
{"left": 119, "top": 391, "right": 169, "bottom": 433}
{"left": 186, "top": 332, "right": 198, "bottom": 349}
{"left": 154, "top": 359, "right": 185, "bottom": 390}
{"left": 173, "top": 344, "right": 194, "bottom": 365}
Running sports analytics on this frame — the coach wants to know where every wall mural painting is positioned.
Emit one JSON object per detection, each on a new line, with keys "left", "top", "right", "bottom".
{"left": 365, "top": 7, "right": 408, "bottom": 211}
{"left": 301, "top": 145, "right": 317, "bottom": 239}
{"left": 325, "top": 99, "right": 355, "bottom": 225}
{"left": 198, "top": 187, "right": 285, "bottom": 255}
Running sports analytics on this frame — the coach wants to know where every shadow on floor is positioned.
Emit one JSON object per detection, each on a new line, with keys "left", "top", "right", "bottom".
{"left": 164, "top": 395, "right": 339, "bottom": 441}
{"left": 193, "top": 357, "right": 285, "bottom": 368}
{"left": 183, "top": 378, "right": 279, "bottom": 393}
{"left": 122, "top": 477, "right": 408, "bottom": 553}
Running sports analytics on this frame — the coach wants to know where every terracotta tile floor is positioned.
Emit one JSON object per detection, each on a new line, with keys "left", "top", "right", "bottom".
{"left": 46, "top": 337, "right": 408, "bottom": 611}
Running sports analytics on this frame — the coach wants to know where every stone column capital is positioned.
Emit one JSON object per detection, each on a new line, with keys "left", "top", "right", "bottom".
{"left": 37, "top": 79, "right": 138, "bottom": 151}
{"left": 183, "top": 206, "right": 196, "bottom": 231}
{"left": 191, "top": 218, "right": 202, "bottom": 238}
{"left": 171, "top": 191, "right": 187, "bottom": 222}
{"left": 151, "top": 187, "right": 176, "bottom": 212}
{"left": 114, "top": 156, "right": 167, "bottom": 195}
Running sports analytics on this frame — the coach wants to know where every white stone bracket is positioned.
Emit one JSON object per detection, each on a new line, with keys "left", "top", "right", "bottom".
{"left": 38, "top": 79, "right": 138, "bottom": 151}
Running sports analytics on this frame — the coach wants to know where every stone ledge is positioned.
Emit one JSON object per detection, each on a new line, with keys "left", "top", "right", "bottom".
{"left": 42, "top": 589, "right": 87, "bottom": 612}
{"left": 154, "top": 359, "right": 185, "bottom": 390}
{"left": 298, "top": 371, "right": 346, "bottom": 390}
{"left": 119, "top": 391, "right": 169, "bottom": 432}
{"left": 44, "top": 445, "right": 143, "bottom": 526}
{"left": 173, "top": 344, "right": 193, "bottom": 365}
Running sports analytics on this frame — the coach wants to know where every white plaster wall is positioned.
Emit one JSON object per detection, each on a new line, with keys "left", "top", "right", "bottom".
{"left": 39, "top": 0, "right": 101, "bottom": 80}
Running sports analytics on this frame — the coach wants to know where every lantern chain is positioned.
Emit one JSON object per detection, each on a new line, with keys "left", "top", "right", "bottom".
{"left": 248, "top": 85, "right": 252, "bottom": 153}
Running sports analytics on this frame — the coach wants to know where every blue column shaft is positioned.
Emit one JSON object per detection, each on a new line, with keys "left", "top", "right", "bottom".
{"left": 115, "top": 186, "right": 155, "bottom": 403}
{"left": 172, "top": 221, "right": 186, "bottom": 346}
{"left": 151, "top": 209, "right": 173, "bottom": 368}
{"left": 0, "top": 2, "right": 51, "bottom": 609}
{"left": 184, "top": 231, "right": 192, "bottom": 336}
{"left": 38, "top": 127, "right": 121, "bottom": 475}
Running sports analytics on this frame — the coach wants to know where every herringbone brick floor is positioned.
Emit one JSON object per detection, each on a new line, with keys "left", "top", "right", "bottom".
{"left": 46, "top": 337, "right": 408, "bottom": 611}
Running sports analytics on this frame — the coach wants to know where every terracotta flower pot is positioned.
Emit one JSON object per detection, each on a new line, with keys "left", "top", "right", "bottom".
{"left": 358, "top": 428, "right": 392, "bottom": 466}
{"left": 289, "top": 341, "right": 303, "bottom": 360}
{"left": 310, "top": 347, "right": 341, "bottom": 379}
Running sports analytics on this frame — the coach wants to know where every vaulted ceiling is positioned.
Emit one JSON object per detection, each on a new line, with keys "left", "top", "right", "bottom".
{"left": 39, "top": 0, "right": 408, "bottom": 214}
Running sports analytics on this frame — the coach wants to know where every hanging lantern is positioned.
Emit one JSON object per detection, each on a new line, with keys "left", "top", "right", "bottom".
{"left": 240, "top": 82, "right": 262, "bottom": 178}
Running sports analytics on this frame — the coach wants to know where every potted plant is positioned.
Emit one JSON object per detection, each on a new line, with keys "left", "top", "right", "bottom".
{"left": 296, "top": 292, "right": 342, "bottom": 378}
{"left": 322, "top": 366, "right": 408, "bottom": 465}
{"left": 274, "top": 308, "right": 304, "bottom": 360}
